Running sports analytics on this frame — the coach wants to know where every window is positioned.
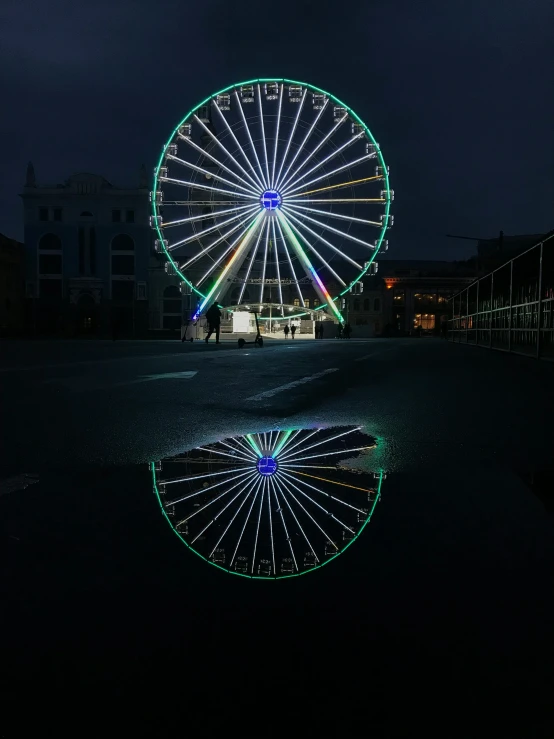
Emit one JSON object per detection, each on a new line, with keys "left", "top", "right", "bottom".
{"left": 438, "top": 295, "right": 448, "bottom": 304}
{"left": 137, "top": 282, "right": 147, "bottom": 300}
{"left": 90, "top": 227, "right": 96, "bottom": 276}
{"left": 111, "top": 234, "right": 134, "bottom": 250}
{"left": 353, "top": 299, "right": 360, "bottom": 311}
{"left": 111, "top": 255, "right": 134, "bottom": 275}
{"left": 163, "top": 285, "right": 181, "bottom": 313}
{"left": 393, "top": 289, "right": 404, "bottom": 304}
{"left": 293, "top": 298, "right": 300, "bottom": 306}
{"left": 39, "top": 254, "right": 62, "bottom": 274}
{"left": 39, "top": 279, "right": 62, "bottom": 300}
{"left": 313, "top": 299, "right": 320, "bottom": 307}
{"left": 125, "top": 210, "right": 135, "bottom": 223}
{"left": 80, "top": 211, "right": 93, "bottom": 218}
{"left": 363, "top": 298, "right": 370, "bottom": 311}
{"left": 112, "top": 281, "right": 134, "bottom": 301}
{"left": 39, "top": 208, "right": 48, "bottom": 222}
{"left": 304, "top": 299, "right": 310, "bottom": 308}
{"left": 112, "top": 210, "right": 122, "bottom": 223}
{"left": 53, "top": 208, "right": 62, "bottom": 222}
{"left": 414, "top": 313, "right": 435, "bottom": 330}
{"left": 373, "top": 298, "right": 380, "bottom": 312}
{"left": 39, "top": 233, "right": 62, "bottom": 250}
{"left": 78, "top": 227, "right": 85, "bottom": 275}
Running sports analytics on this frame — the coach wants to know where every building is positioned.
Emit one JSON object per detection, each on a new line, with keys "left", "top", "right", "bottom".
{"left": 379, "top": 260, "right": 476, "bottom": 335}
{"left": 0, "top": 232, "right": 25, "bottom": 336}
{"left": 20, "top": 163, "right": 174, "bottom": 337}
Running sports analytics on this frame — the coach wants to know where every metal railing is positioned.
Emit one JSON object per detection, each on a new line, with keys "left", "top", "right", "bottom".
{"left": 448, "top": 232, "right": 554, "bottom": 360}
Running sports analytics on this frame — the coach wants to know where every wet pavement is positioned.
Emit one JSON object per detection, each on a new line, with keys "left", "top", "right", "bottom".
{"left": 1, "top": 337, "right": 554, "bottom": 730}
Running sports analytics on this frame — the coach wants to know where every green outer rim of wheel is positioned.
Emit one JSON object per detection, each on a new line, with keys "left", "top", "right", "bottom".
{"left": 152, "top": 78, "right": 391, "bottom": 320}
{"left": 151, "top": 461, "right": 383, "bottom": 580}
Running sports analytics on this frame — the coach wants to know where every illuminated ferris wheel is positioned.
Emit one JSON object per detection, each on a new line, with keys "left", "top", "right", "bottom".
{"left": 151, "top": 78, "right": 393, "bottom": 322}
{"left": 152, "top": 426, "right": 384, "bottom": 579}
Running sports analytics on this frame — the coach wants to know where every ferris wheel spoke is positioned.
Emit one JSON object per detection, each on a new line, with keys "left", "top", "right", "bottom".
{"left": 286, "top": 202, "right": 382, "bottom": 228}
{"left": 179, "top": 212, "right": 259, "bottom": 267}
{"left": 166, "top": 467, "right": 254, "bottom": 507}
{"left": 237, "top": 222, "right": 266, "bottom": 305}
{"left": 278, "top": 474, "right": 355, "bottom": 534}
{"left": 162, "top": 465, "right": 251, "bottom": 486}
{"left": 166, "top": 154, "right": 259, "bottom": 198}
{"left": 194, "top": 113, "right": 265, "bottom": 192}
{"left": 282, "top": 206, "right": 378, "bottom": 251}
{"left": 273, "top": 86, "right": 307, "bottom": 189}
{"left": 278, "top": 114, "right": 352, "bottom": 193}
{"left": 207, "top": 478, "right": 259, "bottom": 558}
{"left": 259, "top": 216, "right": 271, "bottom": 304}
{"left": 280, "top": 470, "right": 367, "bottom": 515}
{"left": 289, "top": 174, "right": 383, "bottom": 199}
{"left": 280, "top": 209, "right": 363, "bottom": 271}
{"left": 166, "top": 206, "right": 259, "bottom": 251}
{"left": 270, "top": 83, "right": 284, "bottom": 189}
{"left": 277, "top": 212, "right": 344, "bottom": 323}
{"left": 275, "top": 478, "right": 320, "bottom": 563}
{"left": 189, "top": 474, "right": 258, "bottom": 544}
{"left": 278, "top": 477, "right": 340, "bottom": 551}
{"left": 251, "top": 479, "right": 266, "bottom": 573}
{"left": 196, "top": 218, "right": 258, "bottom": 287}
{"left": 162, "top": 203, "right": 256, "bottom": 229}
{"left": 226, "top": 437, "right": 259, "bottom": 461}
{"left": 281, "top": 154, "right": 374, "bottom": 199}
{"left": 218, "top": 440, "right": 258, "bottom": 463}
{"left": 279, "top": 217, "right": 347, "bottom": 286}
{"left": 270, "top": 219, "right": 285, "bottom": 314}
{"left": 228, "top": 477, "right": 264, "bottom": 569}
{"left": 280, "top": 445, "right": 375, "bottom": 465}
{"left": 272, "top": 429, "right": 298, "bottom": 458}
{"left": 278, "top": 426, "right": 361, "bottom": 462}
{"left": 266, "top": 476, "right": 276, "bottom": 575}
{"left": 160, "top": 175, "right": 257, "bottom": 202}
{"left": 234, "top": 90, "right": 268, "bottom": 190}
{"left": 195, "top": 211, "right": 265, "bottom": 314}
{"left": 178, "top": 131, "right": 262, "bottom": 195}
{"left": 274, "top": 99, "right": 329, "bottom": 193}
{"left": 257, "top": 85, "right": 272, "bottom": 189}
{"left": 269, "top": 477, "right": 299, "bottom": 572}
{"left": 273, "top": 217, "right": 305, "bottom": 307}
{"left": 280, "top": 467, "right": 375, "bottom": 495}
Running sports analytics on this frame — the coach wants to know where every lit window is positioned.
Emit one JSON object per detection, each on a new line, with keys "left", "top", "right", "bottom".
{"left": 305, "top": 299, "right": 310, "bottom": 308}
{"left": 313, "top": 299, "right": 320, "bottom": 307}
{"left": 293, "top": 298, "right": 300, "bottom": 306}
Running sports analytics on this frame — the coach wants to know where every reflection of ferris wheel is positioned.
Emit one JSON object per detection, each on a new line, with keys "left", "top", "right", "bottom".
{"left": 151, "top": 78, "right": 393, "bottom": 323}
{"left": 152, "top": 427, "right": 383, "bottom": 579}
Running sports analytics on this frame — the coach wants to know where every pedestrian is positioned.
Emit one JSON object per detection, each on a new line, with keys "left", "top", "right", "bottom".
{"left": 204, "top": 302, "right": 222, "bottom": 344}
{"left": 290, "top": 324, "right": 297, "bottom": 339}
{"left": 343, "top": 322, "right": 352, "bottom": 339}
{"left": 284, "top": 324, "right": 289, "bottom": 339}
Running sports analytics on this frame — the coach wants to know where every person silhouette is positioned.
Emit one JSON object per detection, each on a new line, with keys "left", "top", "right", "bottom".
{"left": 290, "top": 324, "right": 297, "bottom": 339}
{"left": 284, "top": 324, "right": 290, "bottom": 339}
{"left": 205, "top": 303, "right": 222, "bottom": 344}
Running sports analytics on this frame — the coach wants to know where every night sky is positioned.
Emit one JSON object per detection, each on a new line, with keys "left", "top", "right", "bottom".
{"left": 1, "top": 0, "right": 553, "bottom": 259}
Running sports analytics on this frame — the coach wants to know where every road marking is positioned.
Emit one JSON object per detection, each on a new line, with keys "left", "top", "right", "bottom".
{"left": 354, "top": 345, "right": 404, "bottom": 362}
{"left": 246, "top": 368, "right": 339, "bottom": 401}
{"left": 127, "top": 371, "right": 197, "bottom": 384}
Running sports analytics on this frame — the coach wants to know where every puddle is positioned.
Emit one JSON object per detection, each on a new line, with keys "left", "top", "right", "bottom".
{"left": 152, "top": 425, "right": 384, "bottom": 579}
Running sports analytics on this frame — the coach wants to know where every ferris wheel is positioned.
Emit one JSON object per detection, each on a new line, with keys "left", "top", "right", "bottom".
{"left": 152, "top": 426, "right": 384, "bottom": 579}
{"left": 151, "top": 78, "right": 393, "bottom": 323}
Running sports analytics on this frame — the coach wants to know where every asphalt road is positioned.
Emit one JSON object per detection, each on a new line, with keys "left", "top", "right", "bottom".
{"left": 2, "top": 337, "right": 554, "bottom": 730}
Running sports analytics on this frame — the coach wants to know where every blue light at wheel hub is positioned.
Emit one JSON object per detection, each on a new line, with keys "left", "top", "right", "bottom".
{"left": 257, "top": 456, "right": 278, "bottom": 476}
{"left": 261, "top": 190, "right": 282, "bottom": 210}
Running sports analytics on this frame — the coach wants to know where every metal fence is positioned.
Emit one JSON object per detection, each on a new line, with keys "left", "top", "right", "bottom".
{"left": 448, "top": 232, "right": 554, "bottom": 360}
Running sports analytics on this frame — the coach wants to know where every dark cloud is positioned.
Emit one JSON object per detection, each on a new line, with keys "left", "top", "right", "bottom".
{"left": 1, "top": 0, "right": 553, "bottom": 259}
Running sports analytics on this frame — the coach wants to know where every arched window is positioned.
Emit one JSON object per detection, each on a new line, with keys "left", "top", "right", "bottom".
{"left": 363, "top": 298, "right": 370, "bottom": 311}
{"left": 305, "top": 298, "right": 310, "bottom": 308}
{"left": 374, "top": 298, "right": 381, "bottom": 312}
{"left": 111, "top": 234, "right": 134, "bottom": 250}
{"left": 353, "top": 299, "right": 360, "bottom": 311}
{"left": 293, "top": 298, "right": 300, "bottom": 306}
{"left": 39, "top": 233, "right": 61, "bottom": 250}
{"left": 313, "top": 299, "right": 320, "bottom": 307}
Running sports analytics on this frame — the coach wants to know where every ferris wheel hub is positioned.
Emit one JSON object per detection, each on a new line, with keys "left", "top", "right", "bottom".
{"left": 257, "top": 456, "right": 278, "bottom": 476}
{"left": 260, "top": 189, "right": 282, "bottom": 210}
